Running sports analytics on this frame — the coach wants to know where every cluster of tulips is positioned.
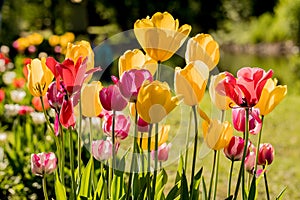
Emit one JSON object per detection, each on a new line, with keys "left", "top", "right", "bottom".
{"left": 27, "top": 11, "right": 287, "bottom": 200}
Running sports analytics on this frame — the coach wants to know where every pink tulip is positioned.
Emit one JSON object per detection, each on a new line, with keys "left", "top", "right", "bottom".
{"left": 151, "top": 143, "right": 172, "bottom": 162}
{"left": 31, "top": 152, "right": 57, "bottom": 177}
{"left": 92, "top": 139, "right": 113, "bottom": 161}
{"left": 0, "top": 89, "right": 5, "bottom": 103}
{"left": 99, "top": 85, "right": 128, "bottom": 111}
{"left": 118, "top": 69, "right": 153, "bottom": 101}
{"left": 223, "top": 136, "right": 245, "bottom": 161}
{"left": 18, "top": 105, "right": 34, "bottom": 115}
{"left": 47, "top": 81, "right": 66, "bottom": 110}
{"left": 232, "top": 107, "right": 262, "bottom": 135}
{"left": 217, "top": 67, "right": 273, "bottom": 107}
{"left": 258, "top": 143, "right": 275, "bottom": 166}
{"left": 102, "top": 113, "right": 130, "bottom": 140}
{"left": 137, "top": 117, "right": 149, "bottom": 132}
{"left": 244, "top": 143, "right": 256, "bottom": 174}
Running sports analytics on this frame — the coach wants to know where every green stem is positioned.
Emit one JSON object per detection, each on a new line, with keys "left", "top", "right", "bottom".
{"left": 208, "top": 150, "right": 217, "bottom": 200}
{"left": 112, "top": 110, "right": 116, "bottom": 176}
{"left": 89, "top": 117, "right": 94, "bottom": 190}
{"left": 59, "top": 123, "right": 65, "bottom": 185}
{"left": 254, "top": 116, "right": 264, "bottom": 173}
{"left": 40, "top": 96, "right": 55, "bottom": 134}
{"left": 228, "top": 160, "right": 234, "bottom": 196}
{"left": 184, "top": 108, "right": 192, "bottom": 170}
{"left": 155, "top": 61, "right": 161, "bottom": 80}
{"left": 78, "top": 98, "right": 83, "bottom": 179}
{"left": 69, "top": 128, "right": 76, "bottom": 199}
{"left": 233, "top": 108, "right": 249, "bottom": 200}
{"left": 152, "top": 123, "right": 159, "bottom": 196}
{"left": 213, "top": 150, "right": 220, "bottom": 200}
{"left": 42, "top": 176, "right": 49, "bottom": 200}
{"left": 263, "top": 165, "right": 270, "bottom": 200}
{"left": 190, "top": 105, "right": 199, "bottom": 198}
{"left": 147, "top": 124, "right": 153, "bottom": 200}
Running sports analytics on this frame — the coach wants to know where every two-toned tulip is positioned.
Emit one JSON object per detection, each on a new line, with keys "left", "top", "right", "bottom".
{"left": 258, "top": 143, "right": 275, "bottom": 166}
{"left": 223, "top": 136, "right": 246, "bottom": 161}
{"left": 31, "top": 152, "right": 57, "bottom": 177}
{"left": 174, "top": 61, "right": 209, "bottom": 106}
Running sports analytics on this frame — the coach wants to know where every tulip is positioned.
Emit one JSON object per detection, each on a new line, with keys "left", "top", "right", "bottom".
{"left": 31, "top": 152, "right": 57, "bottom": 177}
{"left": 151, "top": 143, "right": 172, "bottom": 162}
{"left": 138, "top": 117, "right": 149, "bottom": 132}
{"left": 27, "top": 58, "right": 54, "bottom": 97}
{"left": 223, "top": 136, "right": 245, "bottom": 161}
{"left": 232, "top": 107, "right": 262, "bottom": 135}
{"left": 255, "top": 78, "right": 287, "bottom": 116}
{"left": 65, "top": 40, "right": 94, "bottom": 81}
{"left": 244, "top": 146, "right": 256, "bottom": 174}
{"left": 30, "top": 112, "right": 46, "bottom": 125}
{"left": 13, "top": 77, "right": 26, "bottom": 88}
{"left": 118, "top": 49, "right": 158, "bottom": 76}
{"left": 81, "top": 81, "right": 102, "bottom": 117}
{"left": 60, "top": 99, "right": 76, "bottom": 128}
{"left": 0, "top": 89, "right": 5, "bottom": 103}
{"left": 92, "top": 139, "right": 113, "bottom": 161}
{"left": 18, "top": 105, "right": 34, "bottom": 115}
{"left": 99, "top": 85, "right": 128, "bottom": 111}
{"left": 185, "top": 33, "right": 220, "bottom": 71}
{"left": 209, "top": 72, "right": 233, "bottom": 110}
{"left": 32, "top": 96, "right": 50, "bottom": 112}
{"left": 134, "top": 11, "right": 191, "bottom": 62}
{"left": 258, "top": 143, "right": 275, "bottom": 166}
{"left": 138, "top": 125, "right": 169, "bottom": 150}
{"left": 217, "top": 67, "right": 273, "bottom": 107}
{"left": 136, "top": 80, "right": 182, "bottom": 123}
{"left": 102, "top": 113, "right": 131, "bottom": 140}
{"left": 46, "top": 81, "right": 66, "bottom": 111}
{"left": 49, "top": 35, "right": 60, "bottom": 47}
{"left": 10, "top": 90, "right": 26, "bottom": 103}
{"left": 174, "top": 61, "right": 209, "bottom": 106}
{"left": 118, "top": 69, "right": 153, "bottom": 101}
{"left": 202, "top": 119, "right": 233, "bottom": 150}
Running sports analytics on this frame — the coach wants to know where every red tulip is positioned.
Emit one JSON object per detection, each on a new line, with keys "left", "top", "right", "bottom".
{"left": 32, "top": 96, "right": 50, "bottom": 112}
{"left": 223, "top": 136, "right": 245, "bottom": 161}
{"left": 18, "top": 105, "right": 34, "bottom": 115}
{"left": 59, "top": 99, "right": 76, "bottom": 128}
{"left": 217, "top": 67, "right": 273, "bottom": 107}
{"left": 258, "top": 143, "right": 275, "bottom": 166}
{"left": 0, "top": 89, "right": 5, "bottom": 103}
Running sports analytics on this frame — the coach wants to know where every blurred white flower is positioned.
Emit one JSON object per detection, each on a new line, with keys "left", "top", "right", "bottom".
{"left": 30, "top": 112, "right": 46, "bottom": 125}
{"left": 7, "top": 62, "right": 14, "bottom": 70}
{"left": 2, "top": 71, "right": 16, "bottom": 85}
{"left": 0, "top": 133, "right": 7, "bottom": 142}
{"left": 4, "top": 104, "right": 20, "bottom": 117}
{"left": 1, "top": 45, "right": 10, "bottom": 54}
{"left": 10, "top": 90, "right": 26, "bottom": 103}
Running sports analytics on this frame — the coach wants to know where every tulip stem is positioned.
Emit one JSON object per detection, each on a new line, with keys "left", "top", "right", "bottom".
{"left": 40, "top": 96, "right": 55, "bottom": 135}
{"left": 112, "top": 110, "right": 116, "bottom": 176}
{"left": 156, "top": 61, "right": 161, "bottom": 80}
{"left": 228, "top": 160, "right": 234, "bottom": 196}
{"left": 184, "top": 108, "right": 192, "bottom": 171}
{"left": 42, "top": 176, "right": 49, "bottom": 200}
{"left": 69, "top": 128, "right": 76, "bottom": 199}
{"left": 78, "top": 98, "right": 83, "bottom": 179}
{"left": 147, "top": 124, "right": 153, "bottom": 200}
{"left": 59, "top": 123, "right": 65, "bottom": 185}
{"left": 152, "top": 123, "right": 159, "bottom": 197}
{"left": 208, "top": 150, "right": 217, "bottom": 200}
{"left": 89, "top": 117, "right": 95, "bottom": 190}
{"left": 263, "top": 165, "right": 270, "bottom": 200}
{"left": 213, "top": 150, "right": 220, "bottom": 200}
{"left": 233, "top": 107, "right": 249, "bottom": 200}
{"left": 190, "top": 105, "right": 199, "bottom": 198}
{"left": 254, "top": 116, "right": 264, "bottom": 175}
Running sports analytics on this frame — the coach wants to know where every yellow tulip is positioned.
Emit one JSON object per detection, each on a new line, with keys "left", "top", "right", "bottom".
{"left": 185, "top": 33, "right": 220, "bottom": 71}
{"left": 60, "top": 32, "right": 75, "bottom": 47}
{"left": 175, "top": 61, "right": 209, "bottom": 106}
{"left": 27, "top": 57, "right": 54, "bottom": 97}
{"left": 136, "top": 80, "right": 182, "bottom": 123}
{"left": 49, "top": 35, "right": 60, "bottom": 47}
{"left": 118, "top": 49, "right": 158, "bottom": 76}
{"left": 134, "top": 11, "right": 191, "bottom": 62}
{"left": 209, "top": 72, "right": 233, "bottom": 110}
{"left": 81, "top": 81, "right": 102, "bottom": 117}
{"left": 28, "top": 32, "right": 44, "bottom": 46}
{"left": 255, "top": 78, "right": 287, "bottom": 116}
{"left": 202, "top": 119, "right": 233, "bottom": 150}
{"left": 138, "top": 125, "right": 169, "bottom": 150}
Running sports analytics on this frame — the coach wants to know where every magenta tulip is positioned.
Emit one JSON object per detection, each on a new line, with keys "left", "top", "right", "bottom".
{"left": 118, "top": 69, "right": 153, "bottom": 102}
{"left": 217, "top": 67, "right": 273, "bottom": 107}
{"left": 102, "top": 113, "right": 130, "bottom": 140}
{"left": 92, "top": 139, "right": 113, "bottom": 161}
{"left": 137, "top": 117, "right": 149, "bottom": 132}
{"left": 258, "top": 143, "right": 275, "bottom": 166}
{"left": 151, "top": 143, "right": 172, "bottom": 162}
{"left": 223, "top": 136, "right": 245, "bottom": 161}
{"left": 31, "top": 152, "right": 57, "bottom": 177}
{"left": 232, "top": 107, "right": 262, "bottom": 135}
{"left": 46, "top": 81, "right": 66, "bottom": 110}
{"left": 99, "top": 85, "right": 128, "bottom": 111}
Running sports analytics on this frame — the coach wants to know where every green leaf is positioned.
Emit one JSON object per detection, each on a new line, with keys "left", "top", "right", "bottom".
{"left": 111, "top": 173, "right": 125, "bottom": 199}
{"left": 202, "top": 177, "right": 207, "bottom": 200}
{"left": 78, "top": 157, "right": 94, "bottom": 198}
{"left": 55, "top": 172, "right": 67, "bottom": 200}
{"left": 190, "top": 167, "right": 203, "bottom": 200}
{"left": 166, "top": 181, "right": 181, "bottom": 200}
{"left": 175, "top": 155, "right": 184, "bottom": 184}
{"left": 154, "top": 169, "right": 168, "bottom": 200}
{"left": 225, "top": 195, "right": 233, "bottom": 200}
{"left": 248, "top": 176, "right": 256, "bottom": 200}
{"left": 276, "top": 186, "right": 287, "bottom": 200}
{"left": 180, "top": 169, "right": 189, "bottom": 200}
{"left": 93, "top": 174, "right": 107, "bottom": 200}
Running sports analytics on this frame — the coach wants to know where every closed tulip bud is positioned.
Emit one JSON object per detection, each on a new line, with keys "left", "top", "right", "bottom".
{"left": 258, "top": 143, "right": 275, "bottom": 166}
{"left": 134, "top": 11, "right": 191, "bottom": 62}
{"left": 92, "top": 139, "right": 113, "bottom": 161}
{"left": 244, "top": 143, "right": 256, "bottom": 174}
{"left": 137, "top": 80, "right": 182, "bottom": 123}
{"left": 255, "top": 78, "right": 287, "bottom": 116}
{"left": 31, "top": 152, "right": 57, "bottom": 177}
{"left": 185, "top": 34, "right": 220, "bottom": 71}
{"left": 151, "top": 143, "right": 172, "bottom": 162}
{"left": 174, "top": 61, "right": 209, "bottom": 106}
{"left": 99, "top": 85, "right": 128, "bottom": 111}
{"left": 27, "top": 58, "right": 54, "bottom": 97}
{"left": 81, "top": 81, "right": 102, "bottom": 117}
{"left": 223, "top": 136, "right": 245, "bottom": 161}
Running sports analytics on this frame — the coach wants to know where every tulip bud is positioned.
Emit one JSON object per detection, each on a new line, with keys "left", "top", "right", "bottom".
{"left": 31, "top": 152, "right": 57, "bottom": 177}
{"left": 258, "top": 143, "right": 275, "bottom": 166}
{"left": 244, "top": 143, "right": 256, "bottom": 174}
{"left": 151, "top": 143, "right": 172, "bottom": 162}
{"left": 223, "top": 136, "right": 245, "bottom": 161}
{"left": 92, "top": 139, "right": 113, "bottom": 161}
